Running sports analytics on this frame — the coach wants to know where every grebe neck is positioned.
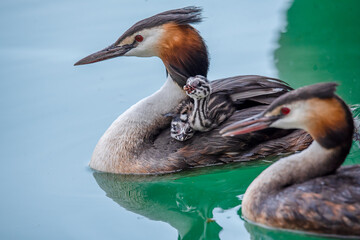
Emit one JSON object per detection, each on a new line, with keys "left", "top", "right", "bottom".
{"left": 89, "top": 76, "right": 186, "bottom": 173}
{"left": 160, "top": 23, "right": 209, "bottom": 87}
{"left": 242, "top": 140, "right": 350, "bottom": 221}
{"left": 190, "top": 95, "right": 211, "bottom": 131}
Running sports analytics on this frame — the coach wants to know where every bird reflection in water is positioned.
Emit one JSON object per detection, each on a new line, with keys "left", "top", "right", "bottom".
{"left": 92, "top": 162, "right": 269, "bottom": 240}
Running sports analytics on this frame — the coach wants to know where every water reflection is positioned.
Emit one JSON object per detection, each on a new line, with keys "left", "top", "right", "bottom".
{"left": 93, "top": 163, "right": 268, "bottom": 240}
{"left": 244, "top": 222, "right": 327, "bottom": 240}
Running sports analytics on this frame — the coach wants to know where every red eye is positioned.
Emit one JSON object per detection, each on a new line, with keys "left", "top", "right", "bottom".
{"left": 281, "top": 107, "right": 291, "bottom": 115}
{"left": 135, "top": 35, "right": 143, "bottom": 42}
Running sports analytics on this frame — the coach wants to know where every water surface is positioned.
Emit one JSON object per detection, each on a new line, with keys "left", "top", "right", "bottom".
{"left": 1, "top": 0, "right": 359, "bottom": 239}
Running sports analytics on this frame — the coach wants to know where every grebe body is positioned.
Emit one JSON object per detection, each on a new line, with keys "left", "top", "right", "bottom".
{"left": 221, "top": 83, "right": 360, "bottom": 236}
{"left": 74, "top": 7, "right": 312, "bottom": 174}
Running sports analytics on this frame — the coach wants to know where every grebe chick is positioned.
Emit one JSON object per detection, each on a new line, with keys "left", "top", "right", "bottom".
{"left": 184, "top": 75, "right": 217, "bottom": 131}
{"left": 166, "top": 98, "right": 194, "bottom": 141}
{"left": 170, "top": 75, "right": 236, "bottom": 141}
{"left": 170, "top": 116, "right": 194, "bottom": 142}
{"left": 221, "top": 82, "right": 360, "bottom": 236}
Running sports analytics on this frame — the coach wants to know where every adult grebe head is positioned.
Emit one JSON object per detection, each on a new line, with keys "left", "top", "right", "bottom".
{"left": 74, "top": 7, "right": 209, "bottom": 88}
{"left": 221, "top": 82, "right": 354, "bottom": 149}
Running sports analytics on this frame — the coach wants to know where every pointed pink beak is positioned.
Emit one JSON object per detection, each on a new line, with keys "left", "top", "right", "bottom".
{"left": 220, "top": 113, "right": 279, "bottom": 137}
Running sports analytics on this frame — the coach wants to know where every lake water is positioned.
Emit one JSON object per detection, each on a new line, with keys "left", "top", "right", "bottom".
{"left": 1, "top": 0, "right": 359, "bottom": 239}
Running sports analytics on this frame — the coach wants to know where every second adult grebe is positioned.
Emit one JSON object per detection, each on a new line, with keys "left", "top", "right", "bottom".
{"left": 221, "top": 82, "right": 360, "bottom": 236}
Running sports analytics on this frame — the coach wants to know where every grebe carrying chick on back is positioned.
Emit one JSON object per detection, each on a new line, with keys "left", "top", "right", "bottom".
{"left": 169, "top": 75, "right": 235, "bottom": 141}
{"left": 221, "top": 82, "right": 360, "bottom": 236}
{"left": 74, "top": 7, "right": 313, "bottom": 174}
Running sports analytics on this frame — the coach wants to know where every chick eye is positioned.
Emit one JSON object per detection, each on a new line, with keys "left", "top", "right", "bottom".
{"left": 135, "top": 35, "right": 143, "bottom": 42}
{"left": 281, "top": 107, "right": 291, "bottom": 115}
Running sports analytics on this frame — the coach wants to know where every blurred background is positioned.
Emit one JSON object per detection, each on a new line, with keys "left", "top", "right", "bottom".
{"left": 1, "top": 0, "right": 359, "bottom": 239}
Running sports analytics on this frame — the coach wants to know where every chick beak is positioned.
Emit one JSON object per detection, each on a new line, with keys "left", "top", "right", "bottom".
{"left": 183, "top": 85, "right": 194, "bottom": 94}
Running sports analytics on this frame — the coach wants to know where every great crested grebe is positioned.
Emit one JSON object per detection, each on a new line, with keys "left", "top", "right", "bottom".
{"left": 74, "top": 7, "right": 312, "bottom": 174}
{"left": 221, "top": 82, "right": 360, "bottom": 236}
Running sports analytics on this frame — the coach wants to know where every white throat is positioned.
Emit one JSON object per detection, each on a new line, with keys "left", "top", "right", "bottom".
{"left": 90, "top": 76, "right": 187, "bottom": 173}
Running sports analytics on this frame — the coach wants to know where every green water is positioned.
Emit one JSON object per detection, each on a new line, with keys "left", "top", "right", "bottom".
{"left": 93, "top": 162, "right": 333, "bottom": 240}
{"left": 1, "top": 0, "right": 359, "bottom": 239}
{"left": 276, "top": 0, "right": 360, "bottom": 105}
